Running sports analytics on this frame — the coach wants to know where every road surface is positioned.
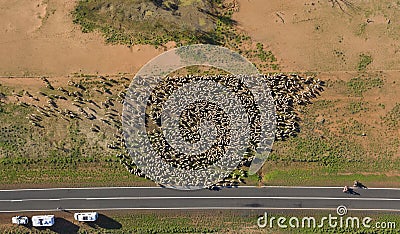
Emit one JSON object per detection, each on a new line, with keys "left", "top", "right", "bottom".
{"left": 0, "top": 186, "right": 399, "bottom": 212}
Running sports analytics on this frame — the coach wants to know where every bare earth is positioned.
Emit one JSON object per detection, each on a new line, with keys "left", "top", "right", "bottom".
{"left": 1, "top": 0, "right": 400, "bottom": 75}
{"left": 233, "top": 0, "right": 400, "bottom": 72}
{"left": 0, "top": 0, "right": 160, "bottom": 76}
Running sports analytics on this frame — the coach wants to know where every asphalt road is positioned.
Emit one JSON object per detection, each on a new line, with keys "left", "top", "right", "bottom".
{"left": 0, "top": 186, "right": 399, "bottom": 212}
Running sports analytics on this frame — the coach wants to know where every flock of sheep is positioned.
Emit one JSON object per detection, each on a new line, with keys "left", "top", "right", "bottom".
{"left": 122, "top": 73, "right": 324, "bottom": 187}
{"left": 18, "top": 77, "right": 126, "bottom": 131}
{"left": 11, "top": 73, "right": 324, "bottom": 187}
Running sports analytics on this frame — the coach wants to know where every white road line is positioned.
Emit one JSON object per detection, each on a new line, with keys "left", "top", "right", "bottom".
{"left": 0, "top": 196, "right": 400, "bottom": 202}
{"left": 0, "top": 187, "right": 162, "bottom": 192}
{"left": 0, "top": 186, "right": 399, "bottom": 192}
{"left": 1, "top": 207, "right": 400, "bottom": 213}
{"left": 240, "top": 186, "right": 400, "bottom": 190}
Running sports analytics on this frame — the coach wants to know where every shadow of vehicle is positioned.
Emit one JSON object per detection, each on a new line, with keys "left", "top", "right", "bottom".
{"left": 32, "top": 218, "right": 79, "bottom": 234}
{"left": 245, "top": 203, "right": 262, "bottom": 207}
{"left": 354, "top": 181, "right": 368, "bottom": 189}
{"left": 344, "top": 188, "right": 360, "bottom": 196}
{"left": 15, "top": 220, "right": 33, "bottom": 232}
{"left": 86, "top": 214, "right": 122, "bottom": 230}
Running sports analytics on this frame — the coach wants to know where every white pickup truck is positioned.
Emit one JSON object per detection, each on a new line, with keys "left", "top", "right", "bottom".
{"left": 11, "top": 216, "right": 29, "bottom": 225}
{"left": 32, "top": 215, "right": 55, "bottom": 227}
{"left": 74, "top": 212, "right": 98, "bottom": 222}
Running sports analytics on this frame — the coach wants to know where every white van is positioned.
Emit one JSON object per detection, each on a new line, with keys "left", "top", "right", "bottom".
{"left": 32, "top": 215, "right": 55, "bottom": 227}
{"left": 11, "top": 216, "right": 29, "bottom": 225}
{"left": 74, "top": 212, "right": 98, "bottom": 222}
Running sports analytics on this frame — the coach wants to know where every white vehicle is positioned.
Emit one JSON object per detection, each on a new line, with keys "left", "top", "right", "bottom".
{"left": 74, "top": 212, "right": 98, "bottom": 222}
{"left": 32, "top": 215, "right": 55, "bottom": 227}
{"left": 11, "top": 216, "right": 29, "bottom": 225}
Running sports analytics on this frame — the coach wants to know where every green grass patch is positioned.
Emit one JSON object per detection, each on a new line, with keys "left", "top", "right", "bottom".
{"left": 357, "top": 53, "right": 373, "bottom": 71}
{"left": 346, "top": 76, "right": 383, "bottom": 96}
{"left": 269, "top": 134, "right": 365, "bottom": 168}
{"left": 348, "top": 101, "right": 368, "bottom": 114}
{"left": 72, "top": 0, "right": 230, "bottom": 46}
{"left": 256, "top": 42, "right": 277, "bottom": 63}
{"left": 0, "top": 159, "right": 147, "bottom": 186}
{"left": 383, "top": 103, "right": 400, "bottom": 129}
{"left": 356, "top": 22, "right": 368, "bottom": 36}
{"left": 263, "top": 163, "right": 400, "bottom": 186}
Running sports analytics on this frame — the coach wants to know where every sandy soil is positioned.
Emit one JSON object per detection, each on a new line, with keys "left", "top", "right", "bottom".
{"left": 0, "top": 0, "right": 160, "bottom": 76}
{"left": 1, "top": 0, "right": 399, "bottom": 76}
{"left": 233, "top": 0, "right": 400, "bottom": 71}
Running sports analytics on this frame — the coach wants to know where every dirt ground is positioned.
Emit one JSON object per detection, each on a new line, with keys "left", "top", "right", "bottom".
{"left": 2, "top": 1, "right": 400, "bottom": 76}
{"left": 233, "top": 0, "right": 400, "bottom": 72}
{"left": 0, "top": 0, "right": 161, "bottom": 76}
